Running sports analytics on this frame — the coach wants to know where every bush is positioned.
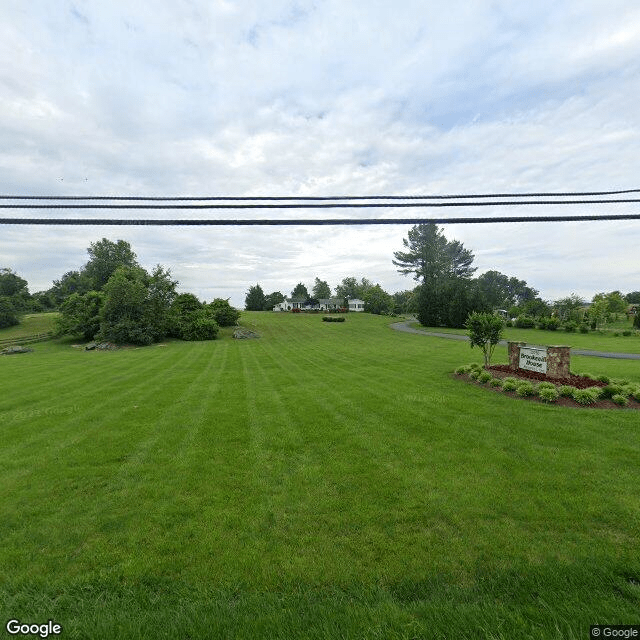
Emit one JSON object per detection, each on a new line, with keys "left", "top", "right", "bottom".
{"left": 465, "top": 312, "right": 504, "bottom": 367}
{"left": 469, "top": 363, "right": 483, "bottom": 371}
{"left": 596, "top": 375, "right": 610, "bottom": 384}
{"left": 176, "top": 309, "right": 219, "bottom": 341}
{"left": 573, "top": 388, "right": 598, "bottom": 405}
{"left": 612, "top": 394, "right": 628, "bottom": 407}
{"left": 585, "top": 386, "right": 603, "bottom": 400}
{"left": 579, "top": 324, "right": 590, "bottom": 333}
{"left": 622, "top": 330, "right": 632, "bottom": 336}
{"left": 515, "top": 315, "right": 536, "bottom": 328}
{"left": 633, "top": 389, "right": 640, "bottom": 402}
{"left": 516, "top": 382, "right": 535, "bottom": 397}
{"left": 501, "top": 377, "right": 518, "bottom": 391}
{"left": 490, "top": 378, "right": 503, "bottom": 387}
{"left": 469, "top": 370, "right": 480, "bottom": 380}
{"left": 538, "top": 316, "right": 560, "bottom": 331}
{"left": 208, "top": 299, "right": 240, "bottom": 327}
{"left": 0, "top": 296, "right": 19, "bottom": 329}
{"left": 563, "top": 321, "right": 578, "bottom": 332}
{"left": 322, "top": 316, "right": 345, "bottom": 322}
{"left": 538, "top": 387, "right": 559, "bottom": 403}
{"left": 558, "top": 385, "right": 576, "bottom": 397}
{"left": 601, "top": 384, "right": 624, "bottom": 399}
{"left": 454, "top": 365, "right": 470, "bottom": 375}
{"left": 477, "top": 371, "right": 492, "bottom": 383}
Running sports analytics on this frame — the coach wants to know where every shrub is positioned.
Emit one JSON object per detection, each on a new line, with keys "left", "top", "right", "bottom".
{"left": 563, "top": 321, "right": 578, "bottom": 332}
{"left": 322, "top": 316, "right": 345, "bottom": 322}
{"left": 490, "top": 378, "right": 503, "bottom": 387}
{"left": 208, "top": 299, "right": 241, "bottom": 327}
{"left": 558, "top": 385, "right": 576, "bottom": 397}
{"left": 537, "top": 382, "right": 557, "bottom": 392}
{"left": 516, "top": 382, "right": 535, "bottom": 397}
{"left": 612, "top": 394, "right": 628, "bottom": 407}
{"left": 585, "top": 386, "right": 603, "bottom": 400}
{"left": 502, "top": 379, "right": 517, "bottom": 392}
{"left": 455, "top": 365, "right": 470, "bottom": 375}
{"left": 515, "top": 315, "right": 536, "bottom": 329}
{"left": 466, "top": 312, "right": 505, "bottom": 367}
{"left": 596, "top": 375, "right": 610, "bottom": 384}
{"left": 538, "top": 387, "right": 559, "bottom": 403}
{"left": 579, "top": 324, "right": 590, "bottom": 333}
{"left": 622, "top": 330, "right": 632, "bottom": 336}
{"left": 469, "top": 362, "right": 483, "bottom": 371}
{"left": 538, "top": 316, "right": 560, "bottom": 331}
{"left": 477, "top": 371, "right": 492, "bottom": 383}
{"left": 633, "top": 389, "right": 640, "bottom": 403}
{"left": 572, "top": 388, "right": 598, "bottom": 405}
{"left": 469, "top": 370, "right": 480, "bottom": 380}
{"left": 601, "top": 384, "right": 624, "bottom": 399}
{"left": 0, "top": 296, "right": 20, "bottom": 329}
{"left": 622, "top": 384, "right": 637, "bottom": 397}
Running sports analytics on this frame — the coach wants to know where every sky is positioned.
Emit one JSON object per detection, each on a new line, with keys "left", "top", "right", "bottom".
{"left": 1, "top": 0, "right": 640, "bottom": 308}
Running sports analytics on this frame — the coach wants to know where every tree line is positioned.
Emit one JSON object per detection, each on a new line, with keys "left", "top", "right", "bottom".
{"left": 0, "top": 239, "right": 239, "bottom": 343}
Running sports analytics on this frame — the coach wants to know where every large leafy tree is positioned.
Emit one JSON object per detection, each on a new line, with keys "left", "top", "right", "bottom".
{"left": 393, "top": 224, "right": 476, "bottom": 284}
{"left": 0, "top": 297, "right": 19, "bottom": 329}
{"left": 312, "top": 278, "right": 332, "bottom": 299}
{"left": 48, "top": 270, "right": 92, "bottom": 307}
{"left": 0, "top": 268, "right": 31, "bottom": 311}
{"left": 245, "top": 284, "right": 267, "bottom": 310}
{"left": 334, "top": 277, "right": 373, "bottom": 300}
{"left": 84, "top": 238, "right": 139, "bottom": 290}
{"left": 264, "top": 291, "right": 285, "bottom": 310}
{"left": 363, "top": 284, "right": 393, "bottom": 315}
{"left": 56, "top": 291, "right": 104, "bottom": 340}
{"left": 291, "top": 283, "right": 309, "bottom": 299}
{"left": 208, "top": 298, "right": 240, "bottom": 326}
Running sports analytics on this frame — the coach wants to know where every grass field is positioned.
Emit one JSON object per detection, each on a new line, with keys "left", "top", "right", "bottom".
{"left": 1, "top": 312, "right": 640, "bottom": 639}
{"left": 0, "top": 312, "right": 58, "bottom": 341}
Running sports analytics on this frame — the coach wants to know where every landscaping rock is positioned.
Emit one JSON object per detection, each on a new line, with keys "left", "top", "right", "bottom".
{"left": 0, "top": 345, "right": 33, "bottom": 355}
{"left": 85, "top": 342, "right": 97, "bottom": 350}
{"left": 233, "top": 328, "right": 260, "bottom": 339}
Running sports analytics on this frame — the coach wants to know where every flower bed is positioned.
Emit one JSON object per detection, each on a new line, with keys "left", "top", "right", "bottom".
{"left": 487, "top": 364, "right": 606, "bottom": 389}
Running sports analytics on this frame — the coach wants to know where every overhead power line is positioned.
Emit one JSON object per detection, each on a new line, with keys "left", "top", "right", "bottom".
{"left": 2, "top": 214, "right": 640, "bottom": 226}
{"left": 1, "top": 188, "right": 640, "bottom": 200}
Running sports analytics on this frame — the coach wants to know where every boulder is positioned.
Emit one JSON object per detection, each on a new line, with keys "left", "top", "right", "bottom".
{"left": 233, "top": 328, "right": 260, "bottom": 339}
{"left": 0, "top": 345, "right": 33, "bottom": 355}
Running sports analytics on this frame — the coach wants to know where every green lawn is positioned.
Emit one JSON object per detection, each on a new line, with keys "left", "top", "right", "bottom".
{"left": 1, "top": 313, "right": 640, "bottom": 639}
{"left": 411, "top": 322, "right": 640, "bottom": 354}
{"left": 0, "top": 312, "right": 59, "bottom": 341}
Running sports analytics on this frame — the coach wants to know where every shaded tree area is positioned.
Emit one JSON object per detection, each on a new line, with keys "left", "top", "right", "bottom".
{"left": 245, "top": 284, "right": 267, "bottom": 310}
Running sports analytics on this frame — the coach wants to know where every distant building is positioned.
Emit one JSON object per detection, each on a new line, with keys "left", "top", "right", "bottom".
{"left": 273, "top": 297, "right": 365, "bottom": 312}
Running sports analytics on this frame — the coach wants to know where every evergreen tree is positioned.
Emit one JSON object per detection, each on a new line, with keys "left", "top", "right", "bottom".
{"left": 245, "top": 284, "right": 267, "bottom": 310}
{"left": 291, "top": 283, "right": 309, "bottom": 299}
{"left": 312, "top": 278, "right": 332, "bottom": 299}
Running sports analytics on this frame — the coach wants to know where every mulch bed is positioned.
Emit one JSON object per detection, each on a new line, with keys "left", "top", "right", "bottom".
{"left": 487, "top": 365, "right": 607, "bottom": 389}
{"left": 456, "top": 367, "right": 640, "bottom": 411}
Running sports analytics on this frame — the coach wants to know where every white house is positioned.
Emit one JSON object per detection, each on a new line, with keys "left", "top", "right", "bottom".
{"left": 273, "top": 297, "right": 365, "bottom": 312}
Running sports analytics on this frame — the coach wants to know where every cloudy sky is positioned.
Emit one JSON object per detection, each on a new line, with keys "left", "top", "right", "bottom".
{"left": 1, "top": 0, "right": 640, "bottom": 307}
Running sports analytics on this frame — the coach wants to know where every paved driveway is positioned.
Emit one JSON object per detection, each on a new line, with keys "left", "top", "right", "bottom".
{"left": 390, "top": 320, "right": 640, "bottom": 360}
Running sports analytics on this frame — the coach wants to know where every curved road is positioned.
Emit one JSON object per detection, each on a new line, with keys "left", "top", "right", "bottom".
{"left": 390, "top": 320, "right": 640, "bottom": 360}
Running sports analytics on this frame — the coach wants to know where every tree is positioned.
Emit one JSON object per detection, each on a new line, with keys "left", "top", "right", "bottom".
{"left": 391, "top": 290, "right": 416, "bottom": 315}
{"left": 291, "top": 283, "right": 309, "bottom": 299}
{"left": 553, "top": 294, "right": 585, "bottom": 323}
{"left": 84, "top": 238, "right": 139, "bottom": 290}
{"left": 587, "top": 296, "right": 608, "bottom": 330}
{"left": 604, "top": 291, "right": 627, "bottom": 314}
{"left": 48, "top": 270, "right": 92, "bottom": 307}
{"left": 363, "top": 284, "right": 393, "bottom": 315}
{"left": 0, "top": 268, "right": 31, "bottom": 311}
{"left": 312, "top": 278, "right": 332, "bottom": 299}
{"left": 208, "top": 298, "right": 240, "bottom": 326}
{"left": 466, "top": 312, "right": 505, "bottom": 368}
{"left": 625, "top": 291, "right": 640, "bottom": 304}
{"left": 169, "top": 294, "right": 218, "bottom": 341}
{"left": 245, "top": 284, "right": 267, "bottom": 311}
{"left": 56, "top": 291, "right": 104, "bottom": 340}
{"left": 264, "top": 291, "right": 285, "bottom": 311}
{"left": 144, "top": 265, "right": 178, "bottom": 339}
{"left": 0, "top": 296, "right": 19, "bottom": 329}
{"left": 334, "top": 277, "right": 373, "bottom": 300}
{"left": 393, "top": 224, "right": 476, "bottom": 283}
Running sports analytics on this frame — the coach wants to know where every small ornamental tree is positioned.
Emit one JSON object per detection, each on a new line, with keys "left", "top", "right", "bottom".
{"left": 465, "top": 312, "right": 505, "bottom": 368}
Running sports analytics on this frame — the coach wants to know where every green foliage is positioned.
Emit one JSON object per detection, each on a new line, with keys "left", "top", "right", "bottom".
{"left": 393, "top": 224, "right": 476, "bottom": 282}
{"left": 537, "top": 316, "right": 560, "bottom": 331}
{"left": 489, "top": 378, "right": 503, "bottom": 387}
{"left": 245, "top": 284, "right": 267, "bottom": 311}
{"left": 596, "top": 375, "right": 610, "bottom": 383}
{"left": 312, "top": 278, "right": 332, "bottom": 299}
{"left": 454, "top": 365, "right": 471, "bottom": 375}
{"left": 334, "top": 277, "right": 373, "bottom": 301}
{"left": 572, "top": 388, "right": 599, "bottom": 405}
{"left": 554, "top": 294, "right": 585, "bottom": 323}
{"left": 538, "top": 387, "right": 559, "bottom": 403}
{"left": 56, "top": 290, "right": 104, "bottom": 340}
{"left": 417, "top": 279, "right": 489, "bottom": 329}
{"left": 264, "top": 291, "right": 285, "bottom": 311}
{"left": 563, "top": 321, "right": 578, "bottom": 332}
{"left": 516, "top": 382, "right": 535, "bottom": 397}
{"left": 579, "top": 324, "right": 590, "bottom": 333}
{"left": 475, "top": 270, "right": 538, "bottom": 310}
{"left": 177, "top": 308, "right": 219, "bottom": 341}
{"left": 466, "top": 311, "right": 504, "bottom": 367}
{"left": 477, "top": 371, "right": 492, "bottom": 383}
{"left": 84, "top": 238, "right": 139, "bottom": 290}
{"left": 291, "top": 282, "right": 310, "bottom": 300}
{"left": 601, "top": 384, "right": 624, "bottom": 399}
{"left": 48, "top": 270, "right": 92, "bottom": 307}
{"left": 363, "top": 284, "right": 393, "bottom": 315}
{"left": 514, "top": 315, "right": 536, "bottom": 328}
{"left": 633, "top": 389, "right": 640, "bottom": 402}
{"left": 612, "top": 394, "right": 628, "bottom": 407}
{"left": 558, "top": 385, "right": 576, "bottom": 397}
{"left": 322, "top": 316, "right": 346, "bottom": 322}
{"left": 0, "top": 296, "right": 19, "bottom": 329}
{"left": 502, "top": 378, "right": 518, "bottom": 392}
{"left": 469, "top": 370, "right": 480, "bottom": 380}
{"left": 634, "top": 312, "right": 640, "bottom": 330}
{"left": 537, "top": 382, "right": 557, "bottom": 392}
{"left": 208, "top": 298, "right": 240, "bottom": 326}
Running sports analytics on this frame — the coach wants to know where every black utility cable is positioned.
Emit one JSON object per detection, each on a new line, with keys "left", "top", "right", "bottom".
{"left": 1, "top": 188, "right": 640, "bottom": 200}
{"left": 2, "top": 198, "right": 640, "bottom": 209}
{"left": 2, "top": 214, "right": 640, "bottom": 226}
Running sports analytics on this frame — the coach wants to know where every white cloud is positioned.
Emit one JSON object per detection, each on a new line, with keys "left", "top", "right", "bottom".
{"left": 2, "top": 1, "right": 640, "bottom": 308}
